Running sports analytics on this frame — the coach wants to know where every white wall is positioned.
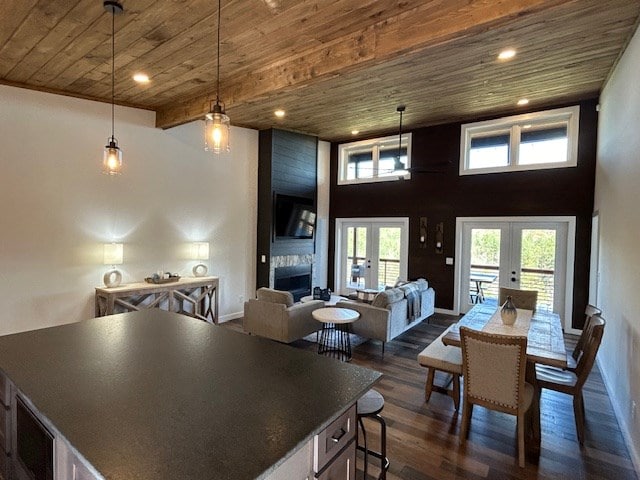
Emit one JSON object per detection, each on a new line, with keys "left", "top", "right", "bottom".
{"left": 313, "top": 140, "right": 331, "bottom": 288}
{"left": 0, "top": 85, "right": 258, "bottom": 334}
{"left": 595, "top": 25, "right": 640, "bottom": 468}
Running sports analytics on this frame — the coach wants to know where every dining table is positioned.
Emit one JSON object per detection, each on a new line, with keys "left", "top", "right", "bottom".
{"left": 442, "top": 303, "right": 568, "bottom": 457}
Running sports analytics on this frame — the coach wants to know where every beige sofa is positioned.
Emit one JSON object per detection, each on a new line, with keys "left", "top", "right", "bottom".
{"left": 243, "top": 288, "right": 324, "bottom": 343}
{"left": 335, "top": 278, "right": 435, "bottom": 355}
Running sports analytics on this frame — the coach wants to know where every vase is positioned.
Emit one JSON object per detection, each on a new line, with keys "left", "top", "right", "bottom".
{"left": 500, "top": 295, "right": 518, "bottom": 325}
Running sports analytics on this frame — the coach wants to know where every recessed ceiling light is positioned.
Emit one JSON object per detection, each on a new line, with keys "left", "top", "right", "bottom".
{"left": 132, "top": 73, "right": 150, "bottom": 83}
{"left": 351, "top": 130, "right": 359, "bottom": 135}
{"left": 274, "top": 109, "right": 285, "bottom": 118}
{"left": 517, "top": 98, "right": 529, "bottom": 106}
{"left": 498, "top": 49, "right": 516, "bottom": 60}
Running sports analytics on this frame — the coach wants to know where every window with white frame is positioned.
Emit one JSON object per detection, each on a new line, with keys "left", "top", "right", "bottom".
{"left": 338, "top": 133, "right": 412, "bottom": 184}
{"left": 460, "top": 105, "right": 580, "bottom": 175}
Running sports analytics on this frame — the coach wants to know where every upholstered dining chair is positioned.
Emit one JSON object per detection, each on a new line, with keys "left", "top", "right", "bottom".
{"left": 536, "top": 315, "right": 606, "bottom": 445}
{"left": 459, "top": 327, "right": 533, "bottom": 468}
{"left": 499, "top": 287, "right": 538, "bottom": 311}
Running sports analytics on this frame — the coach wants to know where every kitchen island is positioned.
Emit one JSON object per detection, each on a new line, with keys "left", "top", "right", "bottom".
{"left": 0, "top": 310, "right": 381, "bottom": 479}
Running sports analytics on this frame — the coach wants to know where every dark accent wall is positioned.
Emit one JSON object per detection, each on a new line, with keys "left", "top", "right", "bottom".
{"left": 257, "top": 129, "right": 318, "bottom": 289}
{"left": 328, "top": 99, "right": 598, "bottom": 329}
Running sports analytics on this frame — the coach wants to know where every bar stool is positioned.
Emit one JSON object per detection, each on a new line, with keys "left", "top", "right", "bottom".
{"left": 356, "top": 389, "right": 389, "bottom": 480}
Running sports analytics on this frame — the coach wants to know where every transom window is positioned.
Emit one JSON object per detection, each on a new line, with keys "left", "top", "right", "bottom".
{"left": 338, "top": 133, "right": 412, "bottom": 184}
{"left": 460, "top": 106, "right": 580, "bottom": 175}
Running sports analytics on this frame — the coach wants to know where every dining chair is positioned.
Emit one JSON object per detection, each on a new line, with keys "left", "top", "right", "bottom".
{"left": 499, "top": 287, "right": 538, "bottom": 311}
{"left": 535, "top": 315, "right": 606, "bottom": 445}
{"left": 568, "top": 304, "right": 602, "bottom": 370}
{"left": 459, "top": 327, "right": 533, "bottom": 467}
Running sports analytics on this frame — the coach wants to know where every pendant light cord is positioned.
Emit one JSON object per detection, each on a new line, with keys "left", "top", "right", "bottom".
{"left": 397, "top": 108, "right": 403, "bottom": 161}
{"left": 216, "top": 0, "right": 221, "bottom": 104}
{"left": 111, "top": 7, "right": 115, "bottom": 140}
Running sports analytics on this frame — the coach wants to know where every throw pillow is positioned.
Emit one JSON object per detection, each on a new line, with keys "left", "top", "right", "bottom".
{"left": 371, "top": 288, "right": 404, "bottom": 309}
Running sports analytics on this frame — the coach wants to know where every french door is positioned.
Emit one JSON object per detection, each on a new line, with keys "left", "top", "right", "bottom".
{"left": 458, "top": 217, "right": 575, "bottom": 329}
{"left": 334, "top": 218, "right": 409, "bottom": 295}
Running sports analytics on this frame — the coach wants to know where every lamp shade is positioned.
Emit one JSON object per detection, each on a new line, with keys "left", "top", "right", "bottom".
{"left": 205, "top": 105, "right": 230, "bottom": 154}
{"left": 103, "top": 138, "right": 123, "bottom": 175}
{"left": 191, "top": 242, "right": 210, "bottom": 260}
{"left": 103, "top": 243, "right": 124, "bottom": 265}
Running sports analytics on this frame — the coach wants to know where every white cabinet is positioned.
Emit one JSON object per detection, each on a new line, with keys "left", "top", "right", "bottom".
{"left": 56, "top": 439, "right": 102, "bottom": 480}
{"left": 0, "top": 372, "right": 11, "bottom": 480}
{"left": 266, "top": 404, "right": 357, "bottom": 480}
{"left": 313, "top": 405, "right": 356, "bottom": 480}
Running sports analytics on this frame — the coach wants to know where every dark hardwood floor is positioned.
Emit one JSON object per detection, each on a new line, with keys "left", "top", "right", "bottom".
{"left": 223, "top": 314, "right": 638, "bottom": 480}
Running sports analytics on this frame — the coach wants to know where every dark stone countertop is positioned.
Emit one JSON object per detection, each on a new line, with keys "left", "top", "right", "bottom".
{"left": 0, "top": 310, "right": 381, "bottom": 479}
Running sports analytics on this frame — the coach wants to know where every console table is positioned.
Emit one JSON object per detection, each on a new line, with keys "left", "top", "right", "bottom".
{"left": 95, "top": 276, "right": 219, "bottom": 323}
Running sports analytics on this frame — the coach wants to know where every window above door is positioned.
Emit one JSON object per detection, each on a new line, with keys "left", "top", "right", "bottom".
{"left": 338, "top": 133, "right": 412, "bottom": 184}
{"left": 459, "top": 105, "right": 580, "bottom": 175}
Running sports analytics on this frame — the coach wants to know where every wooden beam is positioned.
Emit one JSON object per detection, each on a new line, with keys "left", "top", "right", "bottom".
{"left": 155, "top": 0, "right": 573, "bottom": 129}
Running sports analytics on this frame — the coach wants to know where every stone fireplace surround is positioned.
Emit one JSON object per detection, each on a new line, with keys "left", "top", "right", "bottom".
{"left": 270, "top": 254, "right": 314, "bottom": 301}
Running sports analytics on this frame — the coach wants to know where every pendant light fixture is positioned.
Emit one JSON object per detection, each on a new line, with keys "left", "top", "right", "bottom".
{"left": 394, "top": 105, "right": 408, "bottom": 173}
{"left": 102, "top": 0, "right": 124, "bottom": 175}
{"left": 204, "top": 0, "right": 231, "bottom": 154}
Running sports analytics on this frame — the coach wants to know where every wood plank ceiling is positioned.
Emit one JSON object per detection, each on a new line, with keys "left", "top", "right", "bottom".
{"left": 1, "top": 0, "right": 639, "bottom": 142}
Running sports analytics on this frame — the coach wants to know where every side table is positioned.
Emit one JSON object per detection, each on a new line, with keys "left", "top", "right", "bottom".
{"left": 95, "top": 276, "right": 219, "bottom": 323}
{"left": 313, "top": 307, "right": 360, "bottom": 362}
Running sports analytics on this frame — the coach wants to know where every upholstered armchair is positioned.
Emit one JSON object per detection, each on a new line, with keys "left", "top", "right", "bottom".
{"left": 243, "top": 288, "right": 324, "bottom": 343}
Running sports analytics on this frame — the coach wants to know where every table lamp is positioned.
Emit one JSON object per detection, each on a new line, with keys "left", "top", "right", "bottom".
{"left": 191, "top": 242, "right": 209, "bottom": 277}
{"left": 103, "top": 243, "right": 124, "bottom": 287}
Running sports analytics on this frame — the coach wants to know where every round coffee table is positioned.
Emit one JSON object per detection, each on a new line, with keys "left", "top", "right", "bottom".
{"left": 313, "top": 307, "right": 360, "bottom": 361}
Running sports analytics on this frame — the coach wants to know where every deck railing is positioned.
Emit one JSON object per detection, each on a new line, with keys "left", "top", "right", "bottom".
{"left": 470, "top": 264, "right": 554, "bottom": 311}
{"left": 347, "top": 256, "right": 400, "bottom": 289}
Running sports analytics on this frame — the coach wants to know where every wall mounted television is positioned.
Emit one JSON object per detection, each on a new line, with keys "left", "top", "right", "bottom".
{"left": 274, "top": 193, "right": 316, "bottom": 239}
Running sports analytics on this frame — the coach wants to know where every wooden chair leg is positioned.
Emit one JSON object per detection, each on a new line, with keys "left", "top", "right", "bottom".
{"left": 574, "top": 392, "right": 586, "bottom": 445}
{"left": 425, "top": 368, "right": 435, "bottom": 402}
{"left": 452, "top": 374, "right": 460, "bottom": 411}
{"left": 517, "top": 412, "right": 526, "bottom": 468}
{"left": 460, "top": 401, "right": 472, "bottom": 444}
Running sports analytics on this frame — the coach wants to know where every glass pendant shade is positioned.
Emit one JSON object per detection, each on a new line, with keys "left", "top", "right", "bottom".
{"left": 205, "top": 104, "right": 230, "bottom": 154}
{"left": 103, "top": 137, "right": 123, "bottom": 175}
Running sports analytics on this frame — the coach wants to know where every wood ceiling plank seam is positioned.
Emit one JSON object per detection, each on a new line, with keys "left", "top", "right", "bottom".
{"left": 94, "top": 13, "right": 219, "bottom": 99}
{"left": 0, "top": 0, "right": 78, "bottom": 78}
{"left": 601, "top": 7, "right": 640, "bottom": 91}
{"left": 71, "top": 0, "right": 217, "bottom": 91}
{"left": 4, "top": 0, "right": 105, "bottom": 84}
{"left": 28, "top": 0, "right": 158, "bottom": 89}
{"left": 154, "top": 0, "right": 581, "bottom": 129}
{"left": 51, "top": 0, "right": 209, "bottom": 92}
{"left": 0, "top": 0, "right": 40, "bottom": 50}
{"left": 115, "top": 0, "right": 418, "bottom": 107}
{"left": 102, "top": 36, "right": 221, "bottom": 102}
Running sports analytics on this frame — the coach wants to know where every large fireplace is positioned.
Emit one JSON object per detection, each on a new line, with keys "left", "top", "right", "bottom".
{"left": 274, "top": 264, "right": 312, "bottom": 301}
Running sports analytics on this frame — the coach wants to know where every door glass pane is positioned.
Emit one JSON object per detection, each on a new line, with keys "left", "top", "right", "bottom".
{"left": 377, "top": 227, "right": 401, "bottom": 289}
{"left": 470, "top": 229, "right": 501, "bottom": 304}
{"left": 469, "top": 132, "right": 510, "bottom": 169}
{"left": 346, "top": 227, "right": 367, "bottom": 289}
{"left": 520, "top": 229, "right": 556, "bottom": 311}
{"left": 519, "top": 125, "right": 568, "bottom": 165}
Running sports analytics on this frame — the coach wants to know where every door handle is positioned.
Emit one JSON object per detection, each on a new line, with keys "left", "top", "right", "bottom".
{"left": 511, "top": 277, "right": 517, "bottom": 282}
